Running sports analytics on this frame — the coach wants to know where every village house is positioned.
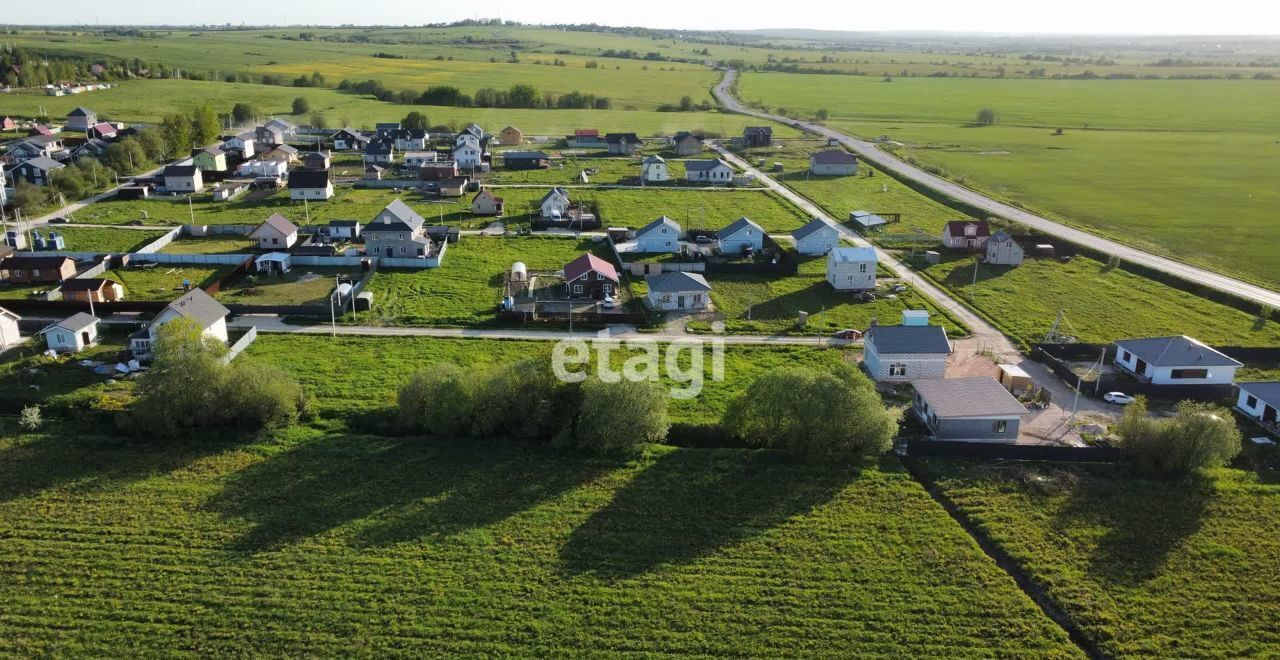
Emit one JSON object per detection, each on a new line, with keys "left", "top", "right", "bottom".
{"left": 393, "top": 128, "right": 429, "bottom": 151}
{"left": 0, "top": 306, "right": 19, "bottom": 348}
{"left": 564, "top": 253, "right": 620, "bottom": 300}
{"left": 419, "top": 161, "right": 459, "bottom": 181}
{"left": 329, "top": 128, "right": 368, "bottom": 151}
{"left": 163, "top": 164, "right": 204, "bottom": 194}
{"left": 302, "top": 151, "right": 331, "bottom": 171}
{"left": 364, "top": 141, "right": 396, "bottom": 166}
{"left": 237, "top": 159, "right": 288, "bottom": 178}
{"left": 671, "top": 131, "right": 702, "bottom": 156}
{"left": 222, "top": 132, "right": 256, "bottom": 159}
{"left": 130, "top": 289, "right": 230, "bottom": 362}
{"left": 325, "top": 220, "right": 362, "bottom": 240}
{"left": 193, "top": 147, "right": 228, "bottom": 172}
{"left": 256, "top": 124, "right": 285, "bottom": 147}
{"left": 364, "top": 200, "right": 435, "bottom": 259}
{"left": 942, "top": 220, "right": 990, "bottom": 250}
{"left": 40, "top": 312, "right": 100, "bottom": 353}
{"left": 375, "top": 123, "right": 402, "bottom": 140}
{"left": 452, "top": 141, "right": 484, "bottom": 169}
{"left": 984, "top": 230, "right": 1024, "bottom": 265}
{"left": 471, "top": 188, "right": 505, "bottom": 216}
{"left": 809, "top": 150, "right": 858, "bottom": 176}
{"left": 0, "top": 255, "right": 76, "bottom": 284}
{"left": 641, "top": 155, "right": 669, "bottom": 183}
{"left": 212, "top": 181, "right": 249, "bottom": 202}
{"left": 499, "top": 125, "right": 523, "bottom": 146}
{"left": 264, "top": 118, "right": 297, "bottom": 138}
{"left": 717, "top": 217, "right": 765, "bottom": 253}
{"left": 791, "top": 218, "right": 841, "bottom": 255}
{"left": 364, "top": 164, "right": 386, "bottom": 180}
{"left": 540, "top": 187, "right": 572, "bottom": 219}
{"left": 1236, "top": 382, "right": 1280, "bottom": 428}
{"left": 1113, "top": 335, "right": 1241, "bottom": 386}
{"left": 261, "top": 144, "right": 300, "bottom": 164}
{"left": 685, "top": 158, "right": 734, "bottom": 184}
{"left": 60, "top": 278, "right": 125, "bottom": 303}
{"left": 88, "top": 122, "right": 118, "bottom": 140}
{"left": 0, "top": 117, "right": 15, "bottom": 131}
{"left": 66, "top": 106, "right": 97, "bottom": 132}
{"left": 250, "top": 213, "right": 300, "bottom": 250}
{"left": 8, "top": 135, "right": 65, "bottom": 163}
{"left": 863, "top": 317, "right": 952, "bottom": 382}
{"left": 503, "top": 151, "right": 550, "bottom": 170}
{"left": 646, "top": 271, "right": 711, "bottom": 311}
{"left": 634, "top": 216, "right": 682, "bottom": 253}
{"left": 743, "top": 126, "right": 773, "bottom": 148}
{"left": 913, "top": 377, "right": 1028, "bottom": 442}
{"left": 288, "top": 169, "right": 334, "bottom": 201}
{"left": 826, "top": 246, "right": 878, "bottom": 290}
{"left": 566, "top": 129, "right": 607, "bottom": 149}
{"left": 606, "top": 133, "right": 640, "bottom": 156}
{"left": 439, "top": 177, "right": 470, "bottom": 198}
{"left": 403, "top": 152, "right": 437, "bottom": 168}
{"left": 11, "top": 156, "right": 65, "bottom": 185}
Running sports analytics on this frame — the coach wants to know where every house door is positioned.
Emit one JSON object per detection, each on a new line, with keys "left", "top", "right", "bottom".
{"left": 1265, "top": 405, "right": 1277, "bottom": 424}
{"left": 385, "top": 246, "right": 393, "bottom": 257}
{"left": 677, "top": 295, "right": 686, "bottom": 309}
{"left": 81, "top": 331, "right": 90, "bottom": 345}
{"left": 1134, "top": 358, "right": 1148, "bottom": 375}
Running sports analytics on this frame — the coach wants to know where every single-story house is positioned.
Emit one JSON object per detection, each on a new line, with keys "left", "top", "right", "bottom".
{"left": 439, "top": 177, "right": 470, "bottom": 198}
{"left": 863, "top": 320, "right": 952, "bottom": 382}
{"left": 163, "top": 165, "right": 204, "bottom": 194}
{"left": 471, "top": 189, "right": 505, "bottom": 216}
{"left": 193, "top": 147, "right": 227, "bottom": 172}
{"left": 634, "top": 216, "right": 682, "bottom": 253}
{"left": 984, "top": 230, "right": 1024, "bottom": 266}
{"left": 420, "top": 161, "right": 459, "bottom": 181}
{"left": 942, "top": 220, "right": 990, "bottom": 250}
{"left": 88, "top": 122, "right": 118, "bottom": 140}
{"left": 302, "top": 151, "right": 331, "bottom": 171}
{"left": 809, "top": 150, "right": 858, "bottom": 176}
{"left": 0, "top": 306, "right": 20, "bottom": 348}
{"left": 641, "top": 155, "right": 669, "bottom": 183}
{"left": 237, "top": 159, "right": 287, "bottom": 178}
{"left": 403, "top": 151, "right": 437, "bottom": 168}
{"left": 364, "top": 164, "right": 386, "bottom": 180}
{"left": 606, "top": 132, "right": 640, "bottom": 156}
{"left": 254, "top": 252, "right": 292, "bottom": 275}
{"left": 66, "top": 106, "right": 97, "bottom": 132}
{"left": 913, "top": 377, "right": 1027, "bottom": 442}
{"left": 717, "top": 216, "right": 765, "bottom": 253}
{"left": 684, "top": 158, "right": 733, "bottom": 184}
{"left": 0, "top": 255, "right": 77, "bottom": 284}
{"left": 1236, "top": 382, "right": 1280, "bottom": 427}
{"left": 503, "top": 151, "right": 550, "bottom": 170}
{"left": 850, "top": 211, "right": 888, "bottom": 232}
{"left": 288, "top": 168, "right": 334, "bottom": 201}
{"left": 326, "top": 220, "right": 362, "bottom": 240}
{"left": 364, "top": 200, "right": 434, "bottom": 260}
{"left": 566, "top": 129, "right": 607, "bottom": 149}
{"left": 499, "top": 125, "right": 523, "bottom": 146}
{"left": 540, "top": 187, "right": 572, "bottom": 219}
{"left": 12, "top": 156, "right": 65, "bottom": 185}
{"left": 826, "top": 246, "right": 878, "bottom": 291}
{"left": 672, "top": 131, "right": 702, "bottom": 156}
{"left": 792, "top": 218, "right": 841, "bottom": 255}
{"left": 330, "top": 128, "right": 368, "bottom": 151}
{"left": 40, "top": 312, "right": 100, "bottom": 353}
{"left": 743, "top": 126, "right": 772, "bottom": 148}
{"left": 1113, "top": 335, "right": 1241, "bottom": 386}
{"left": 60, "top": 277, "right": 125, "bottom": 303}
{"left": 255, "top": 124, "right": 285, "bottom": 146}
{"left": 250, "top": 213, "right": 300, "bottom": 250}
{"left": 130, "top": 289, "right": 230, "bottom": 362}
{"left": 364, "top": 142, "right": 396, "bottom": 166}
{"left": 212, "top": 181, "right": 249, "bottom": 202}
{"left": 646, "top": 271, "right": 711, "bottom": 311}
{"left": 564, "top": 253, "right": 620, "bottom": 300}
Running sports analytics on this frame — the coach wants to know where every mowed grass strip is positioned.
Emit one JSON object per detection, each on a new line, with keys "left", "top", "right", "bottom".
{"left": 0, "top": 431, "right": 1081, "bottom": 657}
{"left": 915, "top": 460, "right": 1280, "bottom": 658}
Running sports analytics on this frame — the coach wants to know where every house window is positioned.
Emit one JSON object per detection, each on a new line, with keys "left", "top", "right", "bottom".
{"left": 573, "top": 284, "right": 583, "bottom": 294}
{"left": 1170, "top": 368, "right": 1209, "bottom": 379}
{"left": 859, "top": 263, "right": 867, "bottom": 273}
{"left": 1246, "top": 395, "right": 1258, "bottom": 408}
{"left": 889, "top": 364, "right": 907, "bottom": 377}
{"left": 603, "top": 284, "right": 612, "bottom": 294}
{"left": 993, "top": 420, "right": 1008, "bottom": 434}
{"left": 400, "top": 246, "right": 406, "bottom": 255}
{"left": 1117, "top": 349, "right": 1128, "bottom": 362}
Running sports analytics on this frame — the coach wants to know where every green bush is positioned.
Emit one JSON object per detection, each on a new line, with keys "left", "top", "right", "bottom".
{"left": 470, "top": 357, "right": 566, "bottom": 441}
{"left": 562, "top": 378, "right": 669, "bottom": 456}
{"left": 1117, "top": 397, "right": 1242, "bottom": 478}
{"left": 396, "top": 364, "right": 476, "bottom": 436}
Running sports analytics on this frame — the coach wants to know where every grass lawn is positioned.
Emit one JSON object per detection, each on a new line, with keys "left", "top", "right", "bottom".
{"left": 914, "top": 460, "right": 1280, "bottom": 658}
{"left": 0, "top": 430, "right": 1081, "bottom": 657}
{"left": 590, "top": 188, "right": 810, "bottom": 232}
{"left": 102, "top": 265, "right": 233, "bottom": 302}
{"left": 0, "top": 335, "right": 133, "bottom": 414}
{"left": 363, "top": 236, "right": 608, "bottom": 326}
{"left": 46, "top": 227, "right": 168, "bottom": 254}
{"left": 486, "top": 156, "right": 642, "bottom": 185}
{"left": 216, "top": 268, "right": 355, "bottom": 306}
{"left": 0, "top": 282, "right": 56, "bottom": 300}
{"left": 160, "top": 236, "right": 255, "bottom": 255}
{"left": 914, "top": 252, "right": 1280, "bottom": 349}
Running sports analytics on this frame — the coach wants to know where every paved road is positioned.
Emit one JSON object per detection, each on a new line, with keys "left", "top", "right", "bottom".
{"left": 713, "top": 69, "right": 1280, "bottom": 309}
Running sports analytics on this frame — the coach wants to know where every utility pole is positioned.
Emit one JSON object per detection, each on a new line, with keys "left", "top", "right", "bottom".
{"left": 188, "top": 195, "right": 195, "bottom": 224}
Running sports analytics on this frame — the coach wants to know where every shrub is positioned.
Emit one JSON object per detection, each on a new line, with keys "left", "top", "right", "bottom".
{"left": 563, "top": 378, "right": 669, "bottom": 456}
{"left": 19, "top": 405, "right": 42, "bottom": 431}
{"left": 470, "top": 357, "right": 566, "bottom": 441}
{"left": 975, "top": 107, "right": 998, "bottom": 125}
{"left": 397, "top": 364, "right": 476, "bottom": 436}
{"left": 1117, "top": 397, "right": 1242, "bottom": 478}
{"left": 291, "top": 96, "right": 310, "bottom": 115}
{"left": 222, "top": 360, "right": 303, "bottom": 431}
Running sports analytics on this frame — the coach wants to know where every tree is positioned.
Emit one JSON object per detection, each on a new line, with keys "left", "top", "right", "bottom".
{"left": 975, "top": 107, "right": 998, "bottom": 125}
{"left": 470, "top": 357, "right": 566, "bottom": 440}
{"left": 310, "top": 112, "right": 328, "bottom": 129}
{"left": 231, "top": 102, "right": 259, "bottom": 124}
{"left": 678, "top": 95, "right": 694, "bottom": 111}
{"left": 221, "top": 360, "right": 303, "bottom": 431}
{"left": 191, "top": 104, "right": 220, "bottom": 146}
{"left": 815, "top": 108, "right": 829, "bottom": 121}
{"left": 134, "top": 128, "right": 169, "bottom": 162}
{"left": 160, "top": 112, "right": 192, "bottom": 158}
{"left": 723, "top": 364, "right": 898, "bottom": 461}
{"left": 397, "top": 364, "right": 476, "bottom": 436}
{"left": 561, "top": 379, "right": 669, "bottom": 456}
{"left": 507, "top": 83, "right": 540, "bottom": 108}
{"left": 105, "top": 137, "right": 148, "bottom": 173}
{"left": 291, "top": 96, "right": 311, "bottom": 115}
{"left": 1117, "top": 397, "right": 1242, "bottom": 478}
{"left": 122, "top": 319, "right": 228, "bottom": 437}
{"left": 401, "top": 111, "right": 429, "bottom": 132}
{"left": 10, "top": 180, "right": 55, "bottom": 213}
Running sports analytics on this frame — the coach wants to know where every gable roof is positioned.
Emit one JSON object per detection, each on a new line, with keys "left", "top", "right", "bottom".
{"left": 0, "top": 255, "right": 74, "bottom": 270}
{"left": 564, "top": 253, "right": 619, "bottom": 284}
{"left": 502, "top": 151, "right": 548, "bottom": 160}
{"left": 811, "top": 149, "right": 857, "bottom": 165}
{"left": 288, "top": 169, "right": 331, "bottom": 189}
{"left": 540, "top": 187, "right": 570, "bottom": 206}
{"left": 1238, "top": 382, "right": 1280, "bottom": 404}
{"left": 472, "top": 189, "right": 503, "bottom": 204}
{"left": 252, "top": 213, "right": 299, "bottom": 238}
{"left": 162, "top": 289, "right": 229, "bottom": 328}
{"left": 606, "top": 132, "right": 639, "bottom": 144}
{"left": 163, "top": 164, "right": 197, "bottom": 178}
{"left": 19, "top": 156, "right": 65, "bottom": 172}
{"left": 913, "top": 377, "right": 1028, "bottom": 418}
{"left": 365, "top": 141, "right": 394, "bottom": 155}
{"left": 988, "top": 229, "right": 1015, "bottom": 243}
{"left": 59, "top": 278, "right": 117, "bottom": 292}
{"left": 265, "top": 118, "right": 296, "bottom": 131}
{"left": 642, "top": 155, "right": 666, "bottom": 165}
{"left": 67, "top": 106, "right": 95, "bottom": 117}
{"left": 866, "top": 325, "right": 952, "bottom": 355}
{"left": 718, "top": 216, "right": 763, "bottom": 240}
{"left": 828, "top": 246, "right": 877, "bottom": 262}
{"left": 684, "top": 158, "right": 729, "bottom": 172}
{"left": 646, "top": 271, "right": 710, "bottom": 293}
{"left": 502, "top": 125, "right": 521, "bottom": 133}
{"left": 201, "top": 146, "right": 225, "bottom": 156}
{"left": 0, "top": 306, "right": 20, "bottom": 322}
{"left": 90, "top": 122, "right": 117, "bottom": 135}
{"left": 369, "top": 199, "right": 425, "bottom": 232}
{"left": 943, "top": 220, "right": 990, "bottom": 238}
{"left": 44, "top": 312, "right": 99, "bottom": 334}
{"left": 636, "top": 216, "right": 681, "bottom": 238}
{"left": 673, "top": 131, "right": 699, "bottom": 143}
{"left": 792, "top": 218, "right": 838, "bottom": 241}
{"left": 1115, "top": 335, "right": 1242, "bottom": 368}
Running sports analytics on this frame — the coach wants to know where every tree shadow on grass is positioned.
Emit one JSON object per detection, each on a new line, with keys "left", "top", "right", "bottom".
{"left": 209, "top": 434, "right": 611, "bottom": 553}
{"left": 559, "top": 449, "right": 855, "bottom": 580}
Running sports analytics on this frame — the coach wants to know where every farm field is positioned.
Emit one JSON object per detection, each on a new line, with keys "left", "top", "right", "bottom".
{"left": 160, "top": 235, "right": 254, "bottom": 255}
{"left": 42, "top": 226, "right": 168, "bottom": 254}
{"left": 0, "top": 430, "right": 1082, "bottom": 657}
{"left": 737, "top": 72, "right": 1280, "bottom": 288}
{"left": 102, "top": 265, "right": 232, "bottom": 301}
{"left": 215, "top": 268, "right": 355, "bottom": 306}
{"left": 915, "top": 460, "right": 1280, "bottom": 658}
{"left": 914, "top": 252, "right": 1280, "bottom": 349}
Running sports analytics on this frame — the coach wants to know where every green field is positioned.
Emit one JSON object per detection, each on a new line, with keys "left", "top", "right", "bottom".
{"left": 44, "top": 226, "right": 167, "bottom": 254}
{"left": 916, "top": 460, "right": 1280, "bottom": 658}
{"left": 590, "top": 188, "right": 808, "bottom": 231}
{"left": 102, "top": 265, "right": 232, "bottom": 301}
{"left": 216, "top": 268, "right": 355, "bottom": 306}
{"left": 738, "top": 72, "right": 1280, "bottom": 288}
{"left": 160, "top": 235, "right": 254, "bottom": 254}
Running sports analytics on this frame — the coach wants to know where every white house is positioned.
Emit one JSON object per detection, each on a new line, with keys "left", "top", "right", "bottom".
{"left": 222, "top": 132, "right": 256, "bottom": 159}
{"left": 1113, "top": 336, "right": 1241, "bottom": 386}
{"left": 66, "top": 106, "right": 97, "bottom": 132}
{"left": 942, "top": 220, "right": 990, "bottom": 250}
{"left": 287, "top": 169, "right": 334, "bottom": 201}
{"left": 634, "top": 216, "right": 682, "bottom": 253}
{"left": 809, "top": 150, "right": 858, "bottom": 176}
{"left": 645, "top": 271, "right": 711, "bottom": 311}
{"left": 641, "top": 155, "right": 669, "bottom": 183}
{"left": 329, "top": 128, "right": 367, "bottom": 151}
{"left": 539, "top": 188, "right": 572, "bottom": 219}
{"left": 364, "top": 142, "right": 395, "bottom": 166}
{"left": 0, "top": 306, "right": 20, "bottom": 348}
{"left": 403, "top": 151, "right": 437, "bottom": 168}
{"left": 163, "top": 165, "right": 204, "bottom": 194}
{"left": 1236, "top": 382, "right": 1280, "bottom": 427}
{"left": 130, "top": 289, "right": 230, "bottom": 362}
{"left": 984, "top": 230, "right": 1024, "bottom": 265}
{"left": 863, "top": 318, "right": 952, "bottom": 382}
{"left": 39, "top": 312, "right": 99, "bottom": 353}
{"left": 826, "top": 246, "right": 877, "bottom": 290}
{"left": 791, "top": 218, "right": 841, "bottom": 255}
{"left": 684, "top": 158, "right": 733, "bottom": 184}
{"left": 237, "top": 159, "right": 288, "bottom": 178}
{"left": 326, "top": 220, "right": 362, "bottom": 240}
{"left": 250, "top": 213, "right": 300, "bottom": 250}
{"left": 393, "top": 129, "right": 428, "bottom": 151}
{"left": 452, "top": 142, "right": 484, "bottom": 169}
{"left": 264, "top": 117, "right": 297, "bottom": 138}
{"left": 717, "top": 217, "right": 764, "bottom": 253}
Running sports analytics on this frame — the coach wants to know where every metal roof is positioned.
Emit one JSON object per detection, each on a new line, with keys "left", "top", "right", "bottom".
{"left": 811, "top": 150, "right": 857, "bottom": 165}
{"left": 1238, "top": 382, "right": 1280, "bottom": 405}
{"left": 646, "top": 271, "right": 711, "bottom": 293}
{"left": 1115, "top": 335, "right": 1242, "bottom": 368}
{"left": 792, "top": 218, "right": 838, "bottom": 241}
{"left": 45, "top": 312, "right": 99, "bottom": 334}
{"left": 866, "top": 325, "right": 952, "bottom": 355}
{"left": 564, "top": 253, "right": 619, "bottom": 284}
{"left": 718, "top": 216, "right": 763, "bottom": 240}
{"left": 252, "top": 213, "right": 299, "bottom": 238}
{"left": 684, "top": 158, "right": 729, "bottom": 172}
{"left": 829, "top": 246, "right": 877, "bottom": 262}
{"left": 913, "top": 377, "right": 1028, "bottom": 418}
{"left": 163, "top": 289, "right": 229, "bottom": 328}
{"left": 636, "top": 216, "right": 681, "bottom": 238}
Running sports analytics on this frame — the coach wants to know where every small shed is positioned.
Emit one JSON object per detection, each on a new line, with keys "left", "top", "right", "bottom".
{"left": 997, "top": 363, "right": 1033, "bottom": 394}
{"left": 40, "top": 312, "right": 100, "bottom": 353}
{"left": 254, "top": 252, "right": 292, "bottom": 275}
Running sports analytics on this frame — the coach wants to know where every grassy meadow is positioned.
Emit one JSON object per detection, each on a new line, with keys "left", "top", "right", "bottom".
{"left": 102, "top": 265, "right": 232, "bottom": 301}
{"left": 39, "top": 226, "right": 167, "bottom": 254}
{"left": 216, "top": 267, "right": 356, "bottom": 306}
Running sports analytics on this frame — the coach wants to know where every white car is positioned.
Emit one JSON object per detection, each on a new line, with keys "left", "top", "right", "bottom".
{"left": 1103, "top": 392, "right": 1136, "bottom": 405}
{"left": 601, "top": 296, "right": 616, "bottom": 310}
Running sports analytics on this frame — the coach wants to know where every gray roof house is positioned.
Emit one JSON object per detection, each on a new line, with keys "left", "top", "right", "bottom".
{"left": 131, "top": 289, "right": 230, "bottom": 361}
{"left": 863, "top": 321, "right": 952, "bottom": 382}
{"left": 791, "top": 218, "right": 841, "bottom": 255}
{"left": 684, "top": 158, "right": 733, "bottom": 184}
{"left": 645, "top": 271, "right": 711, "bottom": 311}
{"left": 717, "top": 216, "right": 765, "bottom": 253}
{"left": 365, "top": 200, "right": 434, "bottom": 260}
{"left": 1113, "top": 335, "right": 1241, "bottom": 386}
{"left": 913, "top": 377, "right": 1028, "bottom": 442}
{"left": 809, "top": 150, "right": 858, "bottom": 176}
{"left": 634, "top": 216, "right": 682, "bottom": 253}
{"left": 1236, "top": 381, "right": 1280, "bottom": 427}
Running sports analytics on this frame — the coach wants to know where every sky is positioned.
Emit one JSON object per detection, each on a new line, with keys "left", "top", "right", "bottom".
{"left": 4, "top": 0, "right": 1279, "bottom": 36}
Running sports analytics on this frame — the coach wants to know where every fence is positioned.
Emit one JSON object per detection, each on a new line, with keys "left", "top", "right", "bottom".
{"left": 135, "top": 227, "right": 182, "bottom": 254}
{"left": 1031, "top": 342, "right": 1245, "bottom": 402}
{"left": 355, "top": 179, "right": 426, "bottom": 190}
{"left": 222, "top": 326, "right": 259, "bottom": 364}
{"left": 75, "top": 258, "right": 111, "bottom": 280}
{"left": 187, "top": 224, "right": 255, "bottom": 236}
{"left": 906, "top": 439, "right": 1121, "bottom": 462}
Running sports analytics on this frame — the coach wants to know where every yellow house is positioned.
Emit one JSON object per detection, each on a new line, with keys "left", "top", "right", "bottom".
{"left": 499, "top": 125, "right": 523, "bottom": 146}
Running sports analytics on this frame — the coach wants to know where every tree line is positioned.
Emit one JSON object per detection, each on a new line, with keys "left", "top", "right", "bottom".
{"left": 336, "top": 79, "right": 613, "bottom": 110}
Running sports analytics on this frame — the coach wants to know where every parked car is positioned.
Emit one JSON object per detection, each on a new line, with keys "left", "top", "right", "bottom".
{"left": 602, "top": 296, "right": 616, "bottom": 310}
{"left": 695, "top": 236, "right": 715, "bottom": 244}
{"left": 47, "top": 216, "right": 69, "bottom": 224}
{"left": 1103, "top": 392, "right": 1136, "bottom": 405}
{"left": 833, "top": 328, "right": 863, "bottom": 340}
